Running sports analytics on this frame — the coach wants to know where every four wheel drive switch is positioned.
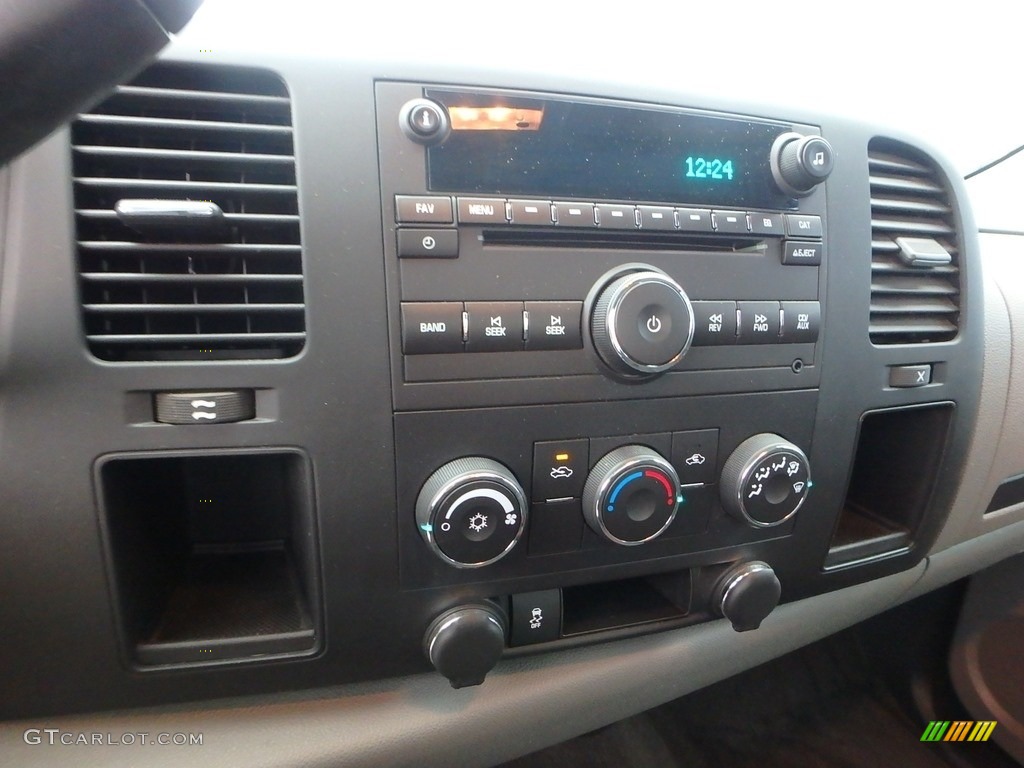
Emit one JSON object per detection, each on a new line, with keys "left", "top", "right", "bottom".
{"left": 154, "top": 390, "right": 256, "bottom": 425}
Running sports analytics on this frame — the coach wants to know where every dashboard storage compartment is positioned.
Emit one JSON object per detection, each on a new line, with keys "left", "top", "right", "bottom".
{"left": 826, "top": 404, "right": 953, "bottom": 567}
{"left": 98, "top": 449, "right": 320, "bottom": 666}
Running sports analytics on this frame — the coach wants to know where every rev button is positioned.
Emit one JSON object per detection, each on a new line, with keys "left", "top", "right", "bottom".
{"left": 466, "top": 302, "right": 524, "bottom": 352}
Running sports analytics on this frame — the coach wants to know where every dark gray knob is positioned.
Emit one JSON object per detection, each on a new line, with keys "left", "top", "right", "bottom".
{"left": 416, "top": 457, "right": 527, "bottom": 568}
{"left": 713, "top": 561, "right": 781, "bottom": 632}
{"left": 772, "top": 132, "right": 834, "bottom": 197}
{"left": 720, "top": 433, "right": 810, "bottom": 528}
{"left": 424, "top": 605, "right": 506, "bottom": 688}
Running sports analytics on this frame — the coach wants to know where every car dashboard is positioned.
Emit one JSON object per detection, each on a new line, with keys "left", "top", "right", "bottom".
{"left": 3, "top": 3, "right": 1024, "bottom": 766}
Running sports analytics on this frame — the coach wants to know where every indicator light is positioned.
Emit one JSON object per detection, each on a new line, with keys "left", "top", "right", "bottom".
{"left": 555, "top": 452, "right": 570, "bottom": 462}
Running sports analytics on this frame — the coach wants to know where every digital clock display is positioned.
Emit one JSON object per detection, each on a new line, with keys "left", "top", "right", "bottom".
{"left": 427, "top": 89, "right": 797, "bottom": 210}
{"left": 685, "top": 157, "right": 735, "bottom": 182}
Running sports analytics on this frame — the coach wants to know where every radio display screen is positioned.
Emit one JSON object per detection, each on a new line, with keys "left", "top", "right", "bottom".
{"left": 426, "top": 90, "right": 797, "bottom": 210}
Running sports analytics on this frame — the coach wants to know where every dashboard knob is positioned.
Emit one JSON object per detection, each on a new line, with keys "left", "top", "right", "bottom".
{"left": 720, "top": 433, "right": 811, "bottom": 527}
{"left": 713, "top": 561, "right": 781, "bottom": 632}
{"left": 416, "top": 457, "right": 528, "bottom": 568}
{"left": 582, "top": 445, "right": 681, "bottom": 545}
{"left": 424, "top": 604, "right": 506, "bottom": 688}
{"left": 771, "top": 132, "right": 834, "bottom": 197}
{"left": 590, "top": 267, "right": 695, "bottom": 379}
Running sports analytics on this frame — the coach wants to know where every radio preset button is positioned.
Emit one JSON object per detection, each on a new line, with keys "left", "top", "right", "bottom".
{"left": 466, "top": 301, "right": 524, "bottom": 352}
{"left": 401, "top": 302, "right": 464, "bottom": 354}
{"left": 675, "top": 208, "right": 714, "bottom": 233}
{"left": 510, "top": 199, "right": 553, "bottom": 225}
{"left": 525, "top": 301, "right": 583, "bottom": 351}
{"left": 691, "top": 301, "right": 738, "bottom": 346}
{"left": 782, "top": 240, "right": 823, "bottom": 266}
{"left": 457, "top": 197, "right": 508, "bottom": 224}
{"left": 397, "top": 228, "right": 459, "bottom": 258}
{"left": 785, "top": 214, "right": 823, "bottom": 238}
{"left": 781, "top": 301, "right": 821, "bottom": 343}
{"left": 553, "top": 201, "right": 597, "bottom": 227}
{"left": 638, "top": 205, "right": 676, "bottom": 230}
{"left": 750, "top": 212, "right": 785, "bottom": 236}
{"left": 737, "top": 301, "right": 781, "bottom": 344}
{"left": 395, "top": 195, "right": 453, "bottom": 224}
{"left": 713, "top": 210, "right": 750, "bottom": 234}
{"left": 596, "top": 204, "right": 637, "bottom": 229}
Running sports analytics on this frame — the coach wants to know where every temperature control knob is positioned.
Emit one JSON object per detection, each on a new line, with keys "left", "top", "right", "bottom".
{"left": 720, "top": 434, "right": 811, "bottom": 528}
{"left": 590, "top": 267, "right": 695, "bottom": 379}
{"left": 771, "top": 132, "right": 834, "bottom": 197}
{"left": 583, "top": 445, "right": 681, "bottom": 545}
{"left": 416, "top": 457, "right": 528, "bottom": 568}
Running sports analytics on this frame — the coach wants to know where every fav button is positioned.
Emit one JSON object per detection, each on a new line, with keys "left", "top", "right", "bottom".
{"left": 395, "top": 195, "right": 453, "bottom": 224}
{"left": 465, "top": 302, "right": 524, "bottom": 352}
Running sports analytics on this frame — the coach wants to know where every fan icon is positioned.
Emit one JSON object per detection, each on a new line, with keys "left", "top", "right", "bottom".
{"left": 467, "top": 513, "right": 488, "bottom": 533}
{"left": 505, "top": 513, "right": 518, "bottom": 526}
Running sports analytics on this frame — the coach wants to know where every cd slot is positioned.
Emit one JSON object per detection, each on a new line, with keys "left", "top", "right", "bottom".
{"left": 482, "top": 227, "right": 764, "bottom": 252}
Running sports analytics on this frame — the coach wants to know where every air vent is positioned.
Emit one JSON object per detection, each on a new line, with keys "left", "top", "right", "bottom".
{"left": 71, "top": 64, "right": 305, "bottom": 361}
{"left": 869, "top": 139, "right": 960, "bottom": 345}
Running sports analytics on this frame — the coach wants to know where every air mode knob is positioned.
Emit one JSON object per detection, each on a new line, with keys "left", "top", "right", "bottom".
{"left": 720, "top": 433, "right": 811, "bottom": 528}
{"left": 583, "top": 445, "right": 682, "bottom": 545}
{"left": 771, "top": 132, "right": 834, "bottom": 197}
{"left": 590, "top": 267, "right": 695, "bottom": 379}
{"left": 416, "top": 457, "right": 528, "bottom": 568}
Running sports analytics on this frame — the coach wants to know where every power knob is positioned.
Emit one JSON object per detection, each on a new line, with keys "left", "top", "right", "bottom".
{"left": 720, "top": 434, "right": 811, "bottom": 528}
{"left": 582, "top": 445, "right": 682, "bottom": 545}
{"left": 771, "top": 132, "right": 834, "bottom": 197}
{"left": 416, "top": 457, "right": 528, "bottom": 568}
{"left": 589, "top": 267, "right": 695, "bottom": 379}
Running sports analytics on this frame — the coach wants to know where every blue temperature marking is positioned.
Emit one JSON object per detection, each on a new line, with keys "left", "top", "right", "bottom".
{"left": 420, "top": 523, "right": 433, "bottom": 533}
{"left": 607, "top": 471, "right": 644, "bottom": 510}
{"left": 677, "top": 495, "right": 685, "bottom": 505}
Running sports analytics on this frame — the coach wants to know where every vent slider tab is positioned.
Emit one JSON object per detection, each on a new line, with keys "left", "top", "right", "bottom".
{"left": 895, "top": 236, "right": 952, "bottom": 268}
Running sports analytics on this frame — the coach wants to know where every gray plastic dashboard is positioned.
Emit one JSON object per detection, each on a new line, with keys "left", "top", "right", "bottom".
{"left": 3, "top": 3, "right": 1024, "bottom": 766}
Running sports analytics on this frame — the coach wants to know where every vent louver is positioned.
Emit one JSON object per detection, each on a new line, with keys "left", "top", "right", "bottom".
{"left": 71, "top": 64, "right": 305, "bottom": 361}
{"left": 869, "top": 139, "right": 960, "bottom": 345}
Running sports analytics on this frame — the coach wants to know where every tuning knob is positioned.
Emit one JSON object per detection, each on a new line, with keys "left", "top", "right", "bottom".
{"left": 590, "top": 267, "right": 694, "bottom": 379}
{"left": 720, "top": 434, "right": 811, "bottom": 528}
{"left": 416, "top": 457, "right": 528, "bottom": 568}
{"left": 713, "top": 561, "right": 781, "bottom": 632}
{"left": 771, "top": 132, "right": 834, "bottom": 197}
{"left": 424, "top": 604, "right": 506, "bottom": 688}
{"left": 582, "top": 445, "right": 681, "bottom": 545}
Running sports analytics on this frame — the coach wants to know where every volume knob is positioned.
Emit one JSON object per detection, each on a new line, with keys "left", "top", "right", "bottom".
{"left": 590, "top": 267, "right": 695, "bottom": 379}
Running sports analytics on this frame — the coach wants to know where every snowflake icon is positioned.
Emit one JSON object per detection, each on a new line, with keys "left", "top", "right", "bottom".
{"left": 468, "top": 513, "right": 488, "bottom": 533}
{"left": 505, "top": 513, "right": 518, "bottom": 526}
